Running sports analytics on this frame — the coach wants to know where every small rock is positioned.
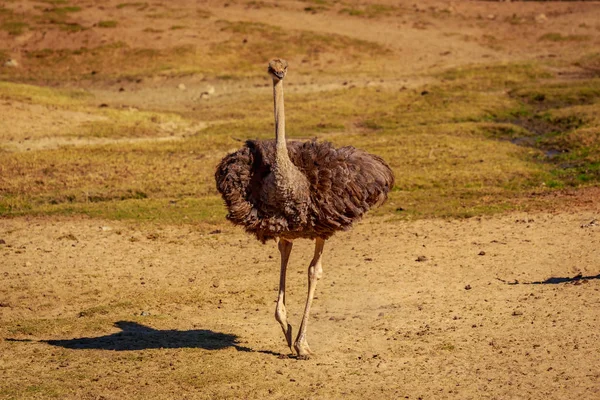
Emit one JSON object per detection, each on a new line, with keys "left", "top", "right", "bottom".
{"left": 140, "top": 311, "right": 150, "bottom": 316}
{"left": 0, "top": 239, "right": 5, "bottom": 244}
{"left": 209, "top": 229, "right": 221, "bottom": 235}
{"left": 58, "top": 233, "right": 78, "bottom": 241}
{"left": 118, "top": 87, "right": 125, "bottom": 92}
{"left": 465, "top": 284, "right": 472, "bottom": 290}
{"left": 535, "top": 13, "right": 547, "bottom": 23}
{"left": 101, "top": 226, "right": 113, "bottom": 231}
{"left": 512, "top": 310, "right": 523, "bottom": 316}
{"left": 487, "top": 14, "right": 496, "bottom": 20}
{"left": 416, "top": 256, "right": 428, "bottom": 262}
{"left": 364, "top": 257, "right": 373, "bottom": 262}
{"left": 178, "top": 83, "right": 186, "bottom": 91}
{"left": 25, "top": 262, "right": 32, "bottom": 267}
{"left": 580, "top": 219, "right": 597, "bottom": 228}
{"left": 420, "top": 90, "right": 429, "bottom": 96}
{"left": 4, "top": 59, "right": 19, "bottom": 68}
{"left": 478, "top": 251, "right": 486, "bottom": 256}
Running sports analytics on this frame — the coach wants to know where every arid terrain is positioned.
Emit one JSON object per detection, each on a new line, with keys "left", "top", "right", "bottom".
{"left": 1, "top": 0, "right": 599, "bottom": 399}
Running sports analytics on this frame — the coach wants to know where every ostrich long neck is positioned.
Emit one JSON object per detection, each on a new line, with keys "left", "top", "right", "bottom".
{"left": 273, "top": 79, "right": 292, "bottom": 169}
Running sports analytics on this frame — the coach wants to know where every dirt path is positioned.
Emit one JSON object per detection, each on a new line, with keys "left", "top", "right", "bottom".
{"left": 1, "top": 210, "right": 599, "bottom": 399}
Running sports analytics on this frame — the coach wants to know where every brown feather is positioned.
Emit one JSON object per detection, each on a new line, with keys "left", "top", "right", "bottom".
{"left": 215, "top": 139, "right": 395, "bottom": 243}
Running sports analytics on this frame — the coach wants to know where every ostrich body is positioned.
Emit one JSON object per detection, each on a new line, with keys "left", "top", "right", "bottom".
{"left": 215, "top": 59, "right": 395, "bottom": 357}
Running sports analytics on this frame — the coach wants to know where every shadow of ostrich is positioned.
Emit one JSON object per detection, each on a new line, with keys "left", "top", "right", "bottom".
{"left": 7, "top": 321, "right": 254, "bottom": 352}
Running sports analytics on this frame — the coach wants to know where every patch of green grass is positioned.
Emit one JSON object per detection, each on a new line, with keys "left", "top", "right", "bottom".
{"left": 0, "top": 81, "right": 90, "bottom": 106}
{"left": 2, "top": 43, "right": 196, "bottom": 82}
{"left": 2, "top": 62, "right": 598, "bottom": 222}
{"left": 48, "top": 6, "right": 82, "bottom": 14}
{"left": 37, "top": 0, "right": 69, "bottom": 4}
{"left": 73, "top": 108, "right": 192, "bottom": 139}
{"left": 0, "top": 129, "right": 230, "bottom": 221}
{"left": 39, "top": 5, "right": 83, "bottom": 30}
{"left": 98, "top": 20, "right": 118, "bottom": 28}
{"left": 575, "top": 53, "right": 600, "bottom": 73}
{"left": 339, "top": 8, "right": 364, "bottom": 16}
{"left": 20, "top": 385, "right": 61, "bottom": 399}
{"left": 170, "top": 25, "right": 186, "bottom": 30}
{"left": 538, "top": 32, "right": 590, "bottom": 42}
{"left": 339, "top": 4, "right": 398, "bottom": 18}
{"left": 511, "top": 77, "right": 600, "bottom": 106}
{"left": 57, "top": 22, "right": 85, "bottom": 32}
{"left": 440, "top": 63, "right": 553, "bottom": 90}
{"left": 7, "top": 318, "right": 69, "bottom": 336}
{"left": 116, "top": 2, "right": 149, "bottom": 9}
{"left": 304, "top": 5, "right": 328, "bottom": 13}
{"left": 482, "top": 77, "right": 600, "bottom": 188}
{"left": 439, "top": 343, "right": 456, "bottom": 351}
{"left": 1, "top": 20, "right": 28, "bottom": 35}
{"left": 78, "top": 302, "right": 133, "bottom": 317}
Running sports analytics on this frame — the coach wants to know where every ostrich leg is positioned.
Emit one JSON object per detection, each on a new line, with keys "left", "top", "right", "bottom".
{"left": 294, "top": 238, "right": 325, "bottom": 358}
{"left": 275, "top": 238, "right": 294, "bottom": 353}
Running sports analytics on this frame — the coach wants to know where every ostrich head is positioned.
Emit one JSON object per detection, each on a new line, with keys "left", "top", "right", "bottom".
{"left": 268, "top": 58, "right": 288, "bottom": 81}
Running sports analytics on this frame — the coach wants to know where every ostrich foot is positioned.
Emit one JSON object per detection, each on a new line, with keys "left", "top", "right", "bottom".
{"left": 294, "top": 336, "right": 313, "bottom": 359}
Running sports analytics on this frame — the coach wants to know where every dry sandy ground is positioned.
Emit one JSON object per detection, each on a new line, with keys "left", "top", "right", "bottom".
{"left": 1, "top": 209, "right": 599, "bottom": 399}
{"left": 2, "top": 0, "right": 600, "bottom": 398}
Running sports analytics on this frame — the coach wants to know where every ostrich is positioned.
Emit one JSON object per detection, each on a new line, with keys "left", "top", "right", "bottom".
{"left": 215, "top": 58, "right": 395, "bottom": 358}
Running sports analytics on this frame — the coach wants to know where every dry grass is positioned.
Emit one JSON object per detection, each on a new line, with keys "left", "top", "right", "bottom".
{"left": 2, "top": 62, "right": 598, "bottom": 222}
{"left": 0, "top": 14, "right": 389, "bottom": 83}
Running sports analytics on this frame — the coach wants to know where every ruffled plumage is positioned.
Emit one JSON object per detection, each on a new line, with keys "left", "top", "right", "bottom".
{"left": 215, "top": 139, "right": 394, "bottom": 243}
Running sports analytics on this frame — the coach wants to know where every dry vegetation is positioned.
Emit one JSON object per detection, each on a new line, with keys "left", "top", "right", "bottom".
{"left": 1, "top": 0, "right": 599, "bottom": 399}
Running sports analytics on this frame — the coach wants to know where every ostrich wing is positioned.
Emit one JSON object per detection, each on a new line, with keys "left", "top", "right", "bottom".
{"left": 288, "top": 140, "right": 395, "bottom": 237}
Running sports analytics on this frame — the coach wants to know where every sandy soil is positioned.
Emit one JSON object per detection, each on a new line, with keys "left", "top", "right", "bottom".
{"left": 1, "top": 209, "right": 599, "bottom": 399}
